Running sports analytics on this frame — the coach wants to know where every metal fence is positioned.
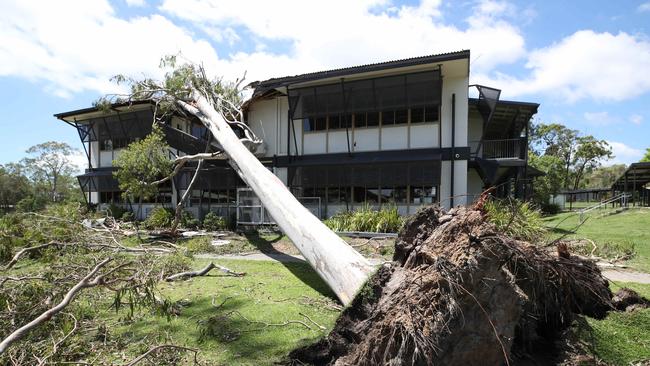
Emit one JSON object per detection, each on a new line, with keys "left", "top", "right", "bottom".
{"left": 236, "top": 188, "right": 321, "bottom": 226}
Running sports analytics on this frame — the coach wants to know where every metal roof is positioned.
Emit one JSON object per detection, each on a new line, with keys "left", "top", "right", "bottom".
{"left": 612, "top": 162, "right": 650, "bottom": 191}
{"left": 251, "top": 50, "right": 470, "bottom": 91}
{"left": 54, "top": 100, "right": 154, "bottom": 121}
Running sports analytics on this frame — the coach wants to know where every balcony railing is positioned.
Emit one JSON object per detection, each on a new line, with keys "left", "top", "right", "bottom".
{"left": 471, "top": 138, "right": 526, "bottom": 160}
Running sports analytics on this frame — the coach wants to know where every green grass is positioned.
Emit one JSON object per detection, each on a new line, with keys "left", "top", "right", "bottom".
{"left": 99, "top": 258, "right": 339, "bottom": 365}
{"left": 575, "top": 283, "right": 650, "bottom": 365}
{"left": 543, "top": 208, "right": 650, "bottom": 272}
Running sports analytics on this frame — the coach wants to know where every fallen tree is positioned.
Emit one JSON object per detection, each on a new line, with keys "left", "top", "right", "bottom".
{"left": 288, "top": 204, "right": 614, "bottom": 365}
{"left": 104, "top": 58, "right": 374, "bottom": 305}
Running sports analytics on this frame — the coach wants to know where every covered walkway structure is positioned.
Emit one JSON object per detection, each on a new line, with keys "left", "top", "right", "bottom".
{"left": 611, "top": 162, "right": 650, "bottom": 207}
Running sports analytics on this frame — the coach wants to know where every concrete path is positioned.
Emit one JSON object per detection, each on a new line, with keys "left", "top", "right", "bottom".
{"left": 602, "top": 269, "right": 650, "bottom": 284}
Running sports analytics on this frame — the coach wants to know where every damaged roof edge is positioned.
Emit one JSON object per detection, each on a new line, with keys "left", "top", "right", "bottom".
{"left": 54, "top": 100, "right": 154, "bottom": 121}
{"left": 251, "top": 50, "right": 470, "bottom": 90}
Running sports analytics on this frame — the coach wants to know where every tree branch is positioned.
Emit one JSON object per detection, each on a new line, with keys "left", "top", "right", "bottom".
{"left": 3, "top": 242, "right": 61, "bottom": 270}
{"left": 0, "top": 258, "right": 113, "bottom": 354}
{"left": 124, "top": 344, "right": 198, "bottom": 366}
{"left": 165, "top": 262, "right": 245, "bottom": 282}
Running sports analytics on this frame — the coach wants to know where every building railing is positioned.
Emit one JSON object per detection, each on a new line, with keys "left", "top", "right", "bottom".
{"left": 471, "top": 138, "right": 526, "bottom": 159}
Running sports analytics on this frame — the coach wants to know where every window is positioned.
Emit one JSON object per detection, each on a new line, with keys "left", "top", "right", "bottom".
{"left": 380, "top": 186, "right": 407, "bottom": 204}
{"left": 354, "top": 113, "right": 366, "bottom": 128}
{"left": 100, "top": 139, "right": 113, "bottom": 151}
{"left": 112, "top": 138, "right": 131, "bottom": 149}
{"left": 367, "top": 112, "right": 379, "bottom": 127}
{"left": 410, "top": 105, "right": 439, "bottom": 124}
{"left": 382, "top": 109, "right": 408, "bottom": 126}
{"left": 327, "top": 187, "right": 350, "bottom": 204}
{"left": 424, "top": 104, "right": 439, "bottom": 122}
{"left": 329, "top": 115, "right": 340, "bottom": 129}
{"left": 303, "top": 116, "right": 327, "bottom": 132}
{"left": 410, "top": 186, "right": 437, "bottom": 205}
{"left": 100, "top": 191, "right": 123, "bottom": 204}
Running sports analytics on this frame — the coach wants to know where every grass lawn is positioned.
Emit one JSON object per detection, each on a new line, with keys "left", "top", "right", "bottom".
{"left": 542, "top": 208, "right": 650, "bottom": 272}
{"left": 100, "top": 258, "right": 340, "bottom": 365}
{"left": 575, "top": 283, "right": 650, "bottom": 365}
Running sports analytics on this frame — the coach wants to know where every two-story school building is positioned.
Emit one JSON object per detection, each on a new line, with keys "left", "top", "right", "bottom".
{"left": 56, "top": 50, "right": 539, "bottom": 221}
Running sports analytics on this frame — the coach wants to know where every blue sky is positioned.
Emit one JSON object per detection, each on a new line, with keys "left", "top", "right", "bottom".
{"left": 1, "top": 0, "right": 649, "bottom": 169}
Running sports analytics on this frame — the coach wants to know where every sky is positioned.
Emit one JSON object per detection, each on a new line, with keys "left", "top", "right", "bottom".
{"left": 1, "top": 0, "right": 649, "bottom": 170}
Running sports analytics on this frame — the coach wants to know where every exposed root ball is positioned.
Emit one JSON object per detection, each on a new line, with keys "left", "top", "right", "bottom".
{"left": 289, "top": 206, "right": 613, "bottom": 366}
{"left": 612, "top": 288, "right": 650, "bottom": 312}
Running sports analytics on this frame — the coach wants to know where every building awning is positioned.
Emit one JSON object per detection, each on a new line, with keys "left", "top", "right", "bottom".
{"left": 278, "top": 148, "right": 442, "bottom": 167}
{"left": 77, "top": 169, "right": 120, "bottom": 193}
{"left": 612, "top": 162, "right": 650, "bottom": 191}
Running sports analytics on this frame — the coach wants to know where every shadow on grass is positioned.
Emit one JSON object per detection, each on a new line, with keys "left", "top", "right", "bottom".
{"left": 124, "top": 296, "right": 303, "bottom": 363}
{"left": 243, "top": 231, "right": 336, "bottom": 300}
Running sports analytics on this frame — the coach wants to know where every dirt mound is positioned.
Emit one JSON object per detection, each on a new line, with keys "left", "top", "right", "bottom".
{"left": 612, "top": 288, "right": 650, "bottom": 311}
{"left": 289, "top": 205, "right": 613, "bottom": 366}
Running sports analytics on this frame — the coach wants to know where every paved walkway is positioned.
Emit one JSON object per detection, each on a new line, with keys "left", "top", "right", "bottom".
{"left": 198, "top": 252, "right": 650, "bottom": 284}
{"left": 601, "top": 269, "right": 650, "bottom": 284}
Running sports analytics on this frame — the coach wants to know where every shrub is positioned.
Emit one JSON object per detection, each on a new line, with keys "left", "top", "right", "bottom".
{"left": 324, "top": 205, "right": 404, "bottom": 233}
{"left": 121, "top": 211, "right": 135, "bottom": 222}
{"left": 540, "top": 203, "right": 561, "bottom": 215}
{"left": 143, "top": 207, "right": 173, "bottom": 229}
{"left": 185, "top": 236, "right": 214, "bottom": 253}
{"left": 180, "top": 210, "right": 200, "bottom": 229}
{"left": 16, "top": 196, "right": 48, "bottom": 213}
{"left": 202, "top": 212, "right": 227, "bottom": 231}
{"left": 106, "top": 204, "right": 127, "bottom": 219}
{"left": 484, "top": 198, "right": 546, "bottom": 241}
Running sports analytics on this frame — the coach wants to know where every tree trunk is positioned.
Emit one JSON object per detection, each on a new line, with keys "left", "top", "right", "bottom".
{"left": 185, "top": 91, "right": 375, "bottom": 305}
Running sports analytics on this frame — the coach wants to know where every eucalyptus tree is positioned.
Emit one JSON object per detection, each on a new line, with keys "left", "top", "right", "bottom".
{"left": 102, "top": 56, "right": 373, "bottom": 304}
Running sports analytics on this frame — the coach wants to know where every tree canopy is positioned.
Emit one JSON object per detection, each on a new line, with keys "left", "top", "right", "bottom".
{"left": 641, "top": 148, "right": 650, "bottom": 162}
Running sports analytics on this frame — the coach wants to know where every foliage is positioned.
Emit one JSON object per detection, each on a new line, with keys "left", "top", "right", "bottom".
{"left": 0, "top": 163, "right": 31, "bottom": 210}
{"left": 543, "top": 209, "right": 650, "bottom": 272}
{"left": 484, "top": 198, "right": 546, "bottom": 241}
{"left": 539, "top": 202, "right": 561, "bottom": 215}
{"left": 324, "top": 205, "right": 404, "bottom": 233}
{"left": 641, "top": 148, "right": 650, "bottom": 162}
{"left": 184, "top": 236, "right": 215, "bottom": 253}
{"left": 529, "top": 122, "right": 612, "bottom": 204}
{"left": 15, "top": 195, "right": 48, "bottom": 213}
{"left": 202, "top": 212, "right": 227, "bottom": 231}
{"left": 121, "top": 211, "right": 135, "bottom": 222}
{"left": 21, "top": 141, "right": 79, "bottom": 202}
{"left": 180, "top": 210, "right": 199, "bottom": 229}
{"left": 106, "top": 203, "right": 127, "bottom": 219}
{"left": 143, "top": 207, "right": 173, "bottom": 229}
{"left": 583, "top": 164, "right": 626, "bottom": 188}
{"left": 572, "top": 239, "right": 636, "bottom": 260}
{"left": 112, "top": 124, "right": 173, "bottom": 202}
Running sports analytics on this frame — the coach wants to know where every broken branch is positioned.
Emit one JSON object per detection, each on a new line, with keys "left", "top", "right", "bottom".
{"left": 165, "top": 262, "right": 245, "bottom": 282}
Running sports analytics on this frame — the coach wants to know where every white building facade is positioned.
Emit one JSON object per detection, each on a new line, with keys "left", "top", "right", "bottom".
{"left": 56, "top": 50, "right": 539, "bottom": 221}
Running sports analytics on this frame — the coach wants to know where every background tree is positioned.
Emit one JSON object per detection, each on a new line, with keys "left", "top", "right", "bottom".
{"left": 530, "top": 123, "right": 579, "bottom": 189}
{"left": 584, "top": 164, "right": 626, "bottom": 188}
{"left": 0, "top": 164, "right": 30, "bottom": 212}
{"left": 571, "top": 136, "right": 612, "bottom": 190}
{"left": 21, "top": 142, "right": 78, "bottom": 202}
{"left": 641, "top": 148, "right": 650, "bottom": 162}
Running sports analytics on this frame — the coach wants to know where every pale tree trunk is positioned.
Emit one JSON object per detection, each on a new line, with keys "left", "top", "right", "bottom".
{"left": 182, "top": 91, "right": 375, "bottom": 305}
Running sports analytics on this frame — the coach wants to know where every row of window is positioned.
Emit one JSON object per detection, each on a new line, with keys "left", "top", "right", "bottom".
{"left": 99, "top": 191, "right": 172, "bottom": 204}
{"left": 303, "top": 105, "right": 439, "bottom": 132}
{"left": 295, "top": 185, "right": 437, "bottom": 205}
{"left": 99, "top": 138, "right": 137, "bottom": 151}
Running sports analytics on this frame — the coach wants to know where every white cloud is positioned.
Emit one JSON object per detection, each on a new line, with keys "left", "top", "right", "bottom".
{"left": 630, "top": 114, "right": 643, "bottom": 125}
{"left": 0, "top": 0, "right": 220, "bottom": 97}
{"left": 125, "top": 0, "right": 146, "bottom": 6}
{"left": 476, "top": 30, "right": 650, "bottom": 101}
{"left": 605, "top": 141, "right": 645, "bottom": 165}
{"left": 68, "top": 150, "right": 89, "bottom": 174}
{"left": 584, "top": 111, "right": 616, "bottom": 125}
{"left": 638, "top": 2, "right": 650, "bottom": 12}
{"left": 160, "top": 0, "right": 527, "bottom": 76}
